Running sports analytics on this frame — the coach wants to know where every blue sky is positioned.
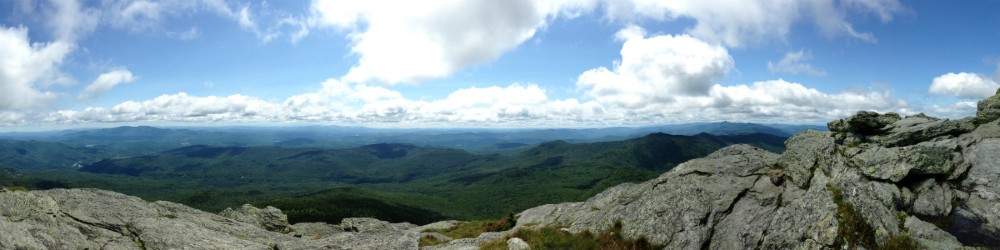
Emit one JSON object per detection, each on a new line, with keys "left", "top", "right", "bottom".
{"left": 1, "top": 0, "right": 999, "bottom": 130}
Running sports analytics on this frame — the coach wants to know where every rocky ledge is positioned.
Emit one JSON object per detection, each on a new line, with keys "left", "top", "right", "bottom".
{"left": 3, "top": 90, "right": 1000, "bottom": 249}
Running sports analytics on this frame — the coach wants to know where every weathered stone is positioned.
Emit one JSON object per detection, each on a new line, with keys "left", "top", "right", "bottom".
{"left": 0, "top": 188, "right": 431, "bottom": 250}
{"left": 421, "top": 231, "right": 505, "bottom": 250}
{"left": 971, "top": 118, "right": 1000, "bottom": 139}
{"left": 0, "top": 188, "right": 295, "bottom": 250}
{"left": 340, "top": 217, "right": 397, "bottom": 233}
{"left": 873, "top": 117, "right": 974, "bottom": 147}
{"left": 673, "top": 144, "right": 778, "bottom": 177}
{"left": 507, "top": 237, "right": 530, "bottom": 250}
{"left": 851, "top": 144, "right": 954, "bottom": 182}
{"left": 516, "top": 145, "right": 778, "bottom": 249}
{"left": 976, "top": 89, "right": 1000, "bottom": 124}
{"left": 838, "top": 180, "right": 905, "bottom": 244}
{"left": 768, "top": 169, "right": 784, "bottom": 186}
{"left": 828, "top": 111, "right": 901, "bottom": 135}
{"left": 709, "top": 176, "right": 783, "bottom": 250}
{"left": 773, "top": 130, "right": 834, "bottom": 188}
{"left": 960, "top": 138, "right": 1000, "bottom": 234}
{"left": 761, "top": 173, "right": 839, "bottom": 249}
{"left": 903, "top": 216, "right": 965, "bottom": 250}
{"left": 220, "top": 203, "right": 290, "bottom": 232}
{"left": 411, "top": 220, "right": 461, "bottom": 233}
{"left": 851, "top": 146, "right": 913, "bottom": 182}
{"left": 911, "top": 179, "right": 955, "bottom": 217}
{"left": 290, "top": 222, "right": 342, "bottom": 239}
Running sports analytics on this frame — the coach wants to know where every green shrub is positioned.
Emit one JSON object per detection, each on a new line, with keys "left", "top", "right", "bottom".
{"left": 422, "top": 212, "right": 517, "bottom": 246}
{"left": 829, "top": 184, "right": 919, "bottom": 249}
{"left": 480, "top": 221, "right": 658, "bottom": 250}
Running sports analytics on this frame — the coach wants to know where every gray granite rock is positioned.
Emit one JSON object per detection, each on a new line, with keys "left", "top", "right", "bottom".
{"left": 772, "top": 130, "right": 835, "bottom": 188}
{"left": 220, "top": 203, "right": 290, "bottom": 232}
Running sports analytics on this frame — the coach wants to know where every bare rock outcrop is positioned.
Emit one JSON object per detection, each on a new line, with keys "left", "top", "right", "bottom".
{"left": 0, "top": 188, "right": 420, "bottom": 249}
{"left": 515, "top": 91, "right": 1000, "bottom": 249}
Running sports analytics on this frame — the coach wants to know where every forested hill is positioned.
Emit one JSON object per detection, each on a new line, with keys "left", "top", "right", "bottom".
{"left": 3, "top": 132, "right": 788, "bottom": 224}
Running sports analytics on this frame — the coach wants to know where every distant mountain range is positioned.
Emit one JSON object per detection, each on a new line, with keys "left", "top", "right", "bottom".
{"left": 2, "top": 131, "right": 787, "bottom": 224}
{"left": 0, "top": 122, "right": 824, "bottom": 155}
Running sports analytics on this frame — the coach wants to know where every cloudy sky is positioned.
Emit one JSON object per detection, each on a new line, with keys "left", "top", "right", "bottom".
{"left": 1, "top": 0, "right": 999, "bottom": 130}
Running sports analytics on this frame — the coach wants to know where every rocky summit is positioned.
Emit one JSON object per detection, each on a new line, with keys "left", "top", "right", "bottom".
{"left": 4, "top": 92, "right": 1000, "bottom": 249}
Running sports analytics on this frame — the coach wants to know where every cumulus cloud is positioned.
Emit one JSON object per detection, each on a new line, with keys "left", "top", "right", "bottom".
{"left": 22, "top": 76, "right": 910, "bottom": 127}
{"left": 768, "top": 50, "right": 827, "bottom": 76}
{"left": 309, "top": 0, "right": 595, "bottom": 84}
{"left": 577, "top": 26, "right": 733, "bottom": 109}
{"left": 0, "top": 26, "right": 74, "bottom": 110}
{"left": 0, "top": 0, "right": 915, "bottom": 128}
{"left": 929, "top": 72, "right": 1000, "bottom": 99}
{"left": 47, "top": 0, "right": 101, "bottom": 41}
{"left": 47, "top": 92, "right": 281, "bottom": 124}
{"left": 927, "top": 101, "right": 978, "bottom": 119}
{"left": 306, "top": 0, "right": 903, "bottom": 84}
{"left": 693, "top": 80, "right": 906, "bottom": 121}
{"left": 574, "top": 26, "right": 907, "bottom": 124}
{"left": 78, "top": 69, "right": 138, "bottom": 100}
{"left": 602, "top": 0, "right": 904, "bottom": 47}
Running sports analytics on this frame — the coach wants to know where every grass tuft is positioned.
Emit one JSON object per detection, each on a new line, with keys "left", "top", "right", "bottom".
{"left": 480, "top": 221, "right": 659, "bottom": 250}
{"left": 422, "top": 212, "right": 517, "bottom": 247}
{"left": 829, "top": 184, "right": 920, "bottom": 249}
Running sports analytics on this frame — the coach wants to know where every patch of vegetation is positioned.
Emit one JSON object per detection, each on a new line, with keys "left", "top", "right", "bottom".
{"left": 261, "top": 187, "right": 447, "bottom": 225}
{"left": 418, "top": 234, "right": 450, "bottom": 247}
{"left": 829, "top": 185, "right": 918, "bottom": 249}
{"left": 829, "top": 184, "right": 878, "bottom": 248}
{"left": 480, "top": 221, "right": 659, "bottom": 250}
{"left": 427, "top": 212, "right": 516, "bottom": 241}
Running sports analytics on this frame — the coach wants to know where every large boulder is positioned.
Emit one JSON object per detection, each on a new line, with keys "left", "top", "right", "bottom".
{"left": 828, "top": 111, "right": 901, "bottom": 135}
{"left": 516, "top": 144, "right": 779, "bottom": 248}
{"left": 0, "top": 188, "right": 294, "bottom": 250}
{"left": 772, "top": 130, "right": 835, "bottom": 188}
{"left": 220, "top": 204, "right": 290, "bottom": 232}
{"left": 976, "top": 88, "right": 1000, "bottom": 124}
{"left": 0, "top": 188, "right": 425, "bottom": 250}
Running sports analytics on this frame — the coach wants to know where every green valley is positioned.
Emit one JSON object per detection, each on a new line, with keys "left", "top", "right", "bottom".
{"left": 1, "top": 130, "right": 788, "bottom": 225}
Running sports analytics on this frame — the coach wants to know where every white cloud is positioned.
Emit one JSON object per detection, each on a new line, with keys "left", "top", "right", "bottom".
{"left": 692, "top": 80, "right": 906, "bottom": 121}
{"left": 306, "top": 0, "right": 902, "bottom": 84}
{"left": 46, "top": 92, "right": 282, "bottom": 124}
{"left": 78, "top": 69, "right": 138, "bottom": 100}
{"left": 577, "top": 26, "right": 733, "bottom": 109}
{"left": 47, "top": 0, "right": 101, "bottom": 41}
{"left": 105, "top": 0, "right": 164, "bottom": 32}
{"left": 0, "top": 111, "right": 27, "bottom": 125}
{"left": 0, "top": 26, "right": 74, "bottom": 110}
{"left": 602, "top": 0, "right": 903, "bottom": 47}
{"left": 929, "top": 72, "right": 1000, "bottom": 99}
{"left": 927, "top": 101, "right": 978, "bottom": 119}
{"left": 168, "top": 26, "right": 201, "bottom": 41}
{"left": 768, "top": 50, "right": 827, "bottom": 76}
{"left": 575, "top": 26, "right": 907, "bottom": 124}
{"left": 310, "top": 0, "right": 595, "bottom": 84}
{"left": 18, "top": 76, "right": 911, "bottom": 127}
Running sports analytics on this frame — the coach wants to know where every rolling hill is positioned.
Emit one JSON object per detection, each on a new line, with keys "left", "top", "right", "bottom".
{"left": 0, "top": 132, "right": 790, "bottom": 223}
